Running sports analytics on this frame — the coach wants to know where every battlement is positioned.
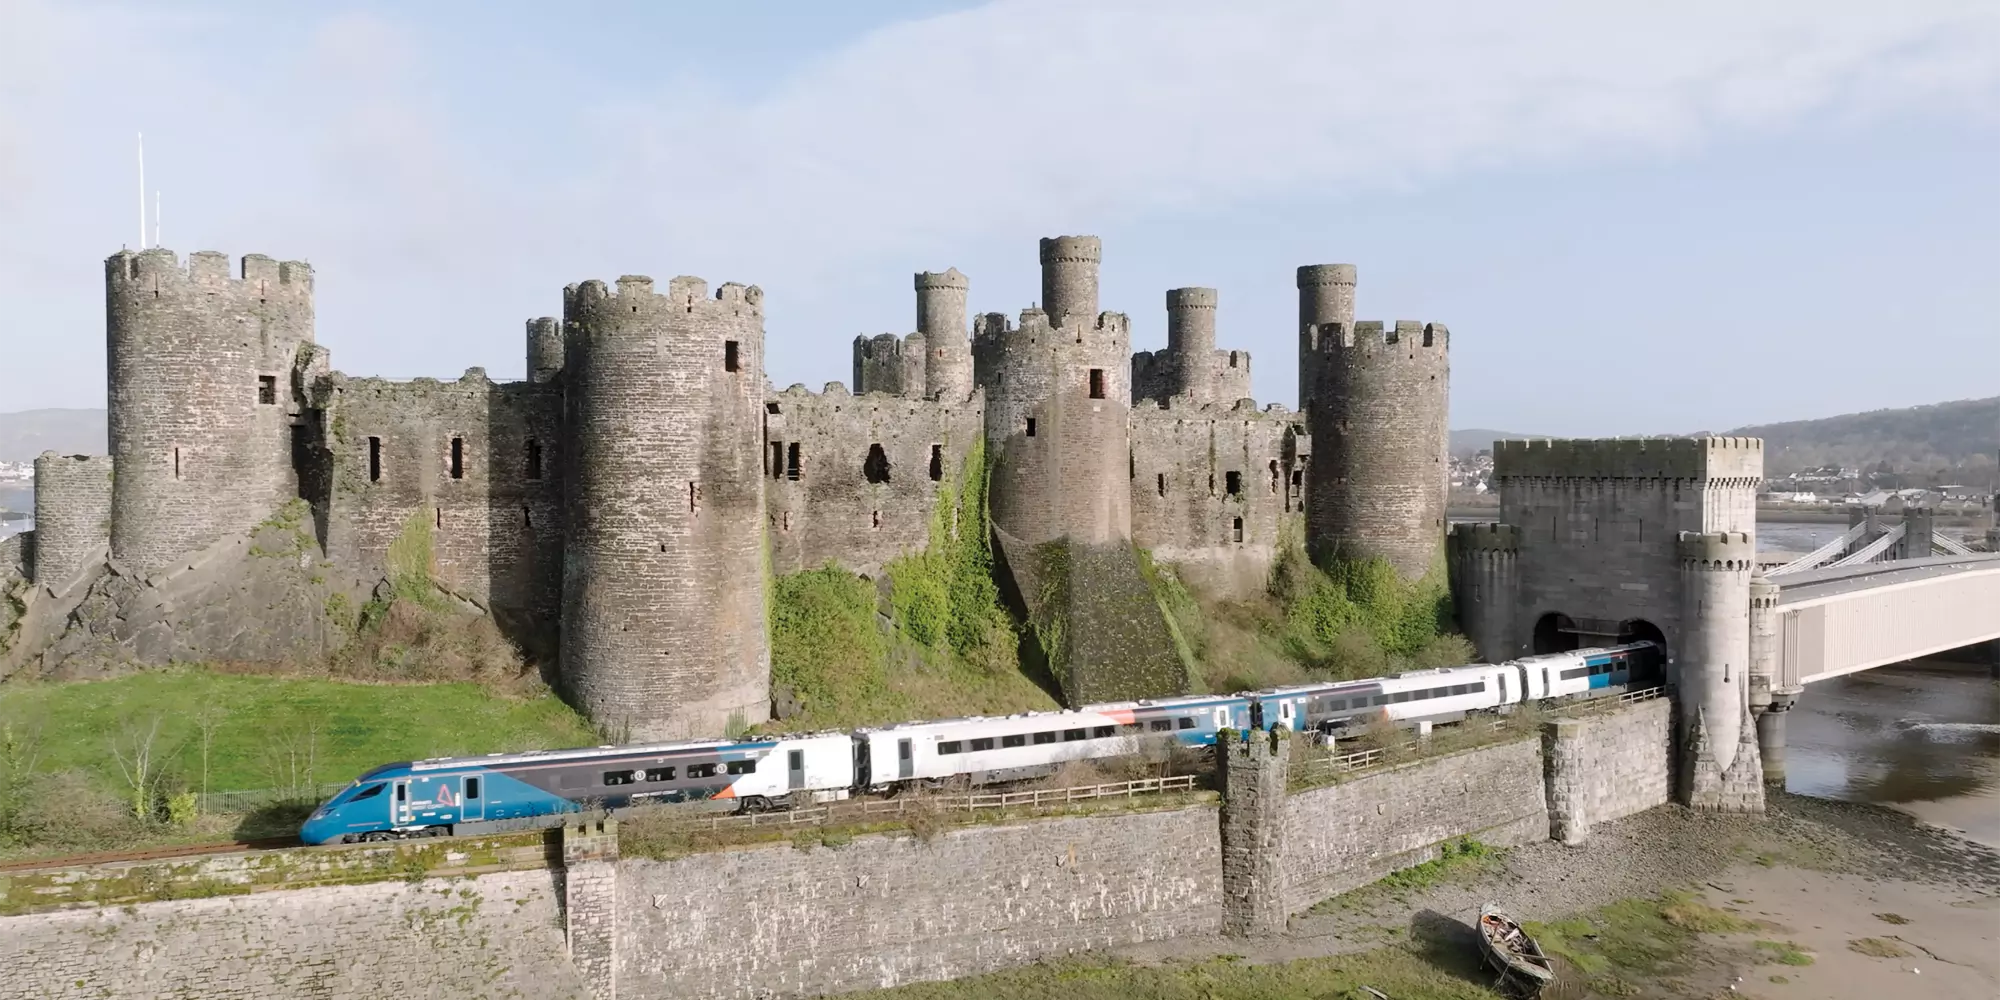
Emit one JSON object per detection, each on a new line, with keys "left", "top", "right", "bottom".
{"left": 971, "top": 307, "right": 1130, "bottom": 352}
{"left": 1038, "top": 236, "right": 1101, "bottom": 264}
{"left": 1451, "top": 522, "right": 1522, "bottom": 552}
{"left": 1492, "top": 437, "right": 1764, "bottom": 481}
{"left": 1296, "top": 263, "right": 1357, "bottom": 289}
{"left": 854, "top": 332, "right": 918, "bottom": 357}
{"left": 1165, "top": 287, "right": 1217, "bottom": 310}
{"left": 107, "top": 248, "right": 313, "bottom": 295}
{"left": 1316, "top": 320, "right": 1450, "bottom": 352}
{"left": 915, "top": 268, "right": 968, "bottom": 291}
{"left": 563, "top": 274, "right": 765, "bottom": 327}
{"left": 1132, "top": 396, "right": 1295, "bottom": 419}
{"left": 1677, "top": 530, "right": 1756, "bottom": 567}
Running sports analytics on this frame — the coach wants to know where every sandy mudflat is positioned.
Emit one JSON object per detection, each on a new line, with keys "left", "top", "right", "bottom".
{"left": 1703, "top": 862, "right": 1998, "bottom": 999}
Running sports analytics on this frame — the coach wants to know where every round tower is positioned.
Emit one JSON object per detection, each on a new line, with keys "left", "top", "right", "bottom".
{"left": 1165, "top": 287, "right": 1218, "bottom": 403}
{"left": 106, "top": 248, "right": 315, "bottom": 579}
{"left": 1677, "top": 530, "right": 1761, "bottom": 810}
{"left": 1448, "top": 522, "right": 1519, "bottom": 663}
{"left": 560, "top": 273, "right": 771, "bottom": 740}
{"left": 1295, "top": 264, "right": 1356, "bottom": 410}
{"left": 1304, "top": 319, "right": 1450, "bottom": 581}
{"left": 916, "top": 268, "right": 972, "bottom": 402}
{"left": 527, "top": 317, "right": 563, "bottom": 384}
{"left": 31, "top": 452, "right": 114, "bottom": 589}
{"left": 1038, "top": 236, "right": 1101, "bottom": 329}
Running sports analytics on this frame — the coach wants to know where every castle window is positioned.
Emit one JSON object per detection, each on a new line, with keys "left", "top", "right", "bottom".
{"left": 929, "top": 444, "right": 943, "bottom": 482}
{"left": 1228, "top": 352, "right": 1240, "bottom": 369}
{"left": 1232, "top": 517, "right": 1244, "bottom": 543}
{"left": 1225, "top": 471, "right": 1241, "bottom": 495}
{"left": 1291, "top": 470, "right": 1302, "bottom": 487}
{"left": 1157, "top": 473, "right": 1166, "bottom": 498}
{"left": 450, "top": 438, "right": 464, "bottom": 480}
{"left": 435, "top": 506, "right": 443, "bottom": 529}
{"left": 766, "top": 402, "right": 781, "bottom": 415}
{"left": 526, "top": 439, "right": 543, "bottom": 480}
{"left": 786, "top": 442, "right": 801, "bottom": 480}
{"left": 770, "top": 442, "right": 784, "bottom": 479}
{"left": 368, "top": 437, "right": 382, "bottom": 483}
{"left": 864, "top": 443, "right": 891, "bottom": 484}
{"left": 724, "top": 340, "right": 740, "bottom": 373}
{"left": 871, "top": 510, "right": 881, "bottom": 530}
{"left": 1088, "top": 368, "right": 1105, "bottom": 399}
{"left": 1269, "top": 460, "right": 1279, "bottom": 494}
{"left": 1025, "top": 417, "right": 1037, "bottom": 438}
{"left": 523, "top": 505, "right": 532, "bottom": 529}
{"left": 257, "top": 375, "right": 277, "bottom": 405}
{"left": 173, "top": 447, "right": 181, "bottom": 480}
{"left": 689, "top": 481, "right": 700, "bottom": 514}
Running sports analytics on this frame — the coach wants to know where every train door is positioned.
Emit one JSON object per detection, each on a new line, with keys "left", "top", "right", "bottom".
{"left": 788, "top": 750, "right": 805, "bottom": 793}
{"left": 897, "top": 739, "right": 913, "bottom": 780}
{"left": 1497, "top": 671, "right": 1510, "bottom": 704}
{"left": 460, "top": 775, "right": 484, "bottom": 822}
{"left": 393, "top": 780, "right": 411, "bottom": 826}
{"left": 1277, "top": 700, "right": 1296, "bottom": 731}
{"left": 1212, "top": 705, "right": 1229, "bottom": 732}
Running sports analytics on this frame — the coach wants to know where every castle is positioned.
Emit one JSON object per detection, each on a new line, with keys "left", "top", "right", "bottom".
{"left": 0, "top": 236, "right": 1452, "bottom": 740}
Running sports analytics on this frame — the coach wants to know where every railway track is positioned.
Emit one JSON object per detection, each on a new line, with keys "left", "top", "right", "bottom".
{"left": 0, "top": 836, "right": 300, "bottom": 874}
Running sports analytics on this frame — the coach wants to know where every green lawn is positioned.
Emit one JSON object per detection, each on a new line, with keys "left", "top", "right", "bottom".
{"left": 0, "top": 667, "right": 599, "bottom": 797}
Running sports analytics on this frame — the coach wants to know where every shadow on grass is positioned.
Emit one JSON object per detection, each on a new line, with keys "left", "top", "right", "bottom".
{"left": 232, "top": 800, "right": 315, "bottom": 842}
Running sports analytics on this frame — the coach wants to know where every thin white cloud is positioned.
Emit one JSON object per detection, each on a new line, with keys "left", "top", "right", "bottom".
{"left": 0, "top": 0, "right": 1995, "bottom": 406}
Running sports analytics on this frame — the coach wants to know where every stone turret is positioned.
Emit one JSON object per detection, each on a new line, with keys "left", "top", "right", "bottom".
{"left": 527, "top": 317, "right": 564, "bottom": 384}
{"left": 561, "top": 273, "right": 771, "bottom": 740}
{"left": 31, "top": 453, "right": 113, "bottom": 590}
{"left": 1449, "top": 522, "right": 1520, "bottom": 662}
{"left": 1304, "top": 317, "right": 1451, "bottom": 581}
{"left": 105, "top": 248, "right": 315, "bottom": 579}
{"left": 916, "top": 269, "right": 973, "bottom": 403}
{"left": 1038, "top": 236, "right": 1101, "bottom": 330}
{"left": 1295, "top": 263, "right": 1355, "bottom": 411}
{"left": 1676, "top": 530, "right": 1764, "bottom": 812}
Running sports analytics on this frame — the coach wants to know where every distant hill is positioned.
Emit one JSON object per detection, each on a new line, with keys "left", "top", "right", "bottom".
{"left": 0, "top": 408, "right": 105, "bottom": 464}
{"left": 1723, "top": 397, "right": 1997, "bottom": 482}
{"left": 1450, "top": 429, "right": 1532, "bottom": 458}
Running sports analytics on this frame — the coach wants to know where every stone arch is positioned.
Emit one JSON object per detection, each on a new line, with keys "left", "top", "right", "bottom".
{"left": 1616, "top": 618, "right": 1670, "bottom": 685}
{"left": 1533, "top": 612, "right": 1581, "bottom": 655}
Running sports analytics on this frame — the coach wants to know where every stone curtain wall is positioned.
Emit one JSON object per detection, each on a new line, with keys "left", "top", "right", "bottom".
{"left": 616, "top": 808, "right": 1222, "bottom": 1000}
{"left": 1544, "top": 697, "right": 1672, "bottom": 844}
{"left": 1279, "top": 738, "right": 1549, "bottom": 915}
{"left": 1128, "top": 399, "right": 1304, "bottom": 601}
{"left": 0, "top": 869, "right": 588, "bottom": 1000}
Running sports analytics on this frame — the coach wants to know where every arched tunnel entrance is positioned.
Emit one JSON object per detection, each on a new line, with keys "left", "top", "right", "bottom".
{"left": 1532, "top": 613, "right": 1580, "bottom": 655}
{"left": 1618, "top": 618, "right": 1667, "bottom": 649}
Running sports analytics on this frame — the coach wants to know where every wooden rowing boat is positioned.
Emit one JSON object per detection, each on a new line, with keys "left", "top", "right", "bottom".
{"left": 1477, "top": 903, "right": 1555, "bottom": 992}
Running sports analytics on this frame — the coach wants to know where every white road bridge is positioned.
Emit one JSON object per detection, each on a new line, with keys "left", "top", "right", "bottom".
{"left": 1769, "top": 552, "right": 2000, "bottom": 687}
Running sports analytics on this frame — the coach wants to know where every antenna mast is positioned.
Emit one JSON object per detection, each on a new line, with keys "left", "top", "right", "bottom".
{"left": 155, "top": 190, "right": 161, "bottom": 249}
{"left": 137, "top": 132, "right": 146, "bottom": 249}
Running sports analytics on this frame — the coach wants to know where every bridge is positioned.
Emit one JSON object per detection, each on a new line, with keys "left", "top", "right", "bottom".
{"left": 1451, "top": 436, "right": 1999, "bottom": 814}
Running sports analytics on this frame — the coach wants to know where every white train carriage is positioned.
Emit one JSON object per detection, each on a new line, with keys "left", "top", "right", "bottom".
{"left": 1370, "top": 663, "right": 1519, "bottom": 726}
{"left": 856, "top": 707, "right": 1147, "bottom": 791}
{"left": 710, "top": 733, "right": 856, "bottom": 811}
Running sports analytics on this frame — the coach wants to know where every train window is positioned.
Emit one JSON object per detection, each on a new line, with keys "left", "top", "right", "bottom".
{"left": 644, "top": 767, "right": 675, "bottom": 782}
{"left": 351, "top": 783, "right": 384, "bottom": 802}
{"left": 1002, "top": 734, "right": 1026, "bottom": 748}
{"left": 1032, "top": 731, "right": 1056, "bottom": 745}
{"left": 1147, "top": 720, "right": 1173, "bottom": 732}
{"left": 1473, "top": 682, "right": 1487, "bottom": 693}
{"left": 1063, "top": 728, "right": 1087, "bottom": 741}
{"left": 686, "top": 763, "right": 718, "bottom": 779}
{"left": 1176, "top": 717, "right": 1195, "bottom": 730}
{"left": 1372, "top": 694, "right": 1391, "bottom": 706}
{"left": 465, "top": 778, "right": 480, "bottom": 800}
{"left": 970, "top": 738, "right": 995, "bottom": 751}
{"left": 938, "top": 741, "right": 962, "bottom": 755}
{"left": 725, "top": 760, "right": 757, "bottom": 775}
{"left": 1119, "top": 723, "right": 1144, "bottom": 735}
{"left": 1561, "top": 667, "right": 1588, "bottom": 681}
{"left": 602, "top": 771, "right": 633, "bottom": 786}
{"left": 396, "top": 784, "right": 407, "bottom": 801}
{"left": 1092, "top": 726, "right": 1116, "bottom": 739}
{"left": 1328, "top": 699, "right": 1347, "bottom": 711}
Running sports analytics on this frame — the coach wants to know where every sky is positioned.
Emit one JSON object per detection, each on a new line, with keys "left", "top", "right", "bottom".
{"left": 1, "top": 0, "right": 1995, "bottom": 436}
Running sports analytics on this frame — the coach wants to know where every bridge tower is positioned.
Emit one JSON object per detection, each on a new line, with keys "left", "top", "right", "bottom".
{"left": 1454, "top": 436, "right": 1766, "bottom": 811}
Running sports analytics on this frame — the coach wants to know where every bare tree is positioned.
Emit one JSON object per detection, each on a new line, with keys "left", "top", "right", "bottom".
{"left": 261, "top": 716, "right": 323, "bottom": 802}
{"left": 109, "top": 713, "right": 173, "bottom": 821}
{"left": 190, "top": 703, "right": 229, "bottom": 814}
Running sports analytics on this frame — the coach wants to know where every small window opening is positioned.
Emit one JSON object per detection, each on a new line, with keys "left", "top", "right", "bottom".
{"left": 1232, "top": 516, "right": 1244, "bottom": 543}
{"left": 1088, "top": 368, "right": 1105, "bottom": 399}
{"left": 1224, "top": 470, "right": 1241, "bottom": 495}
{"left": 769, "top": 442, "right": 784, "bottom": 478}
{"left": 1291, "top": 470, "right": 1302, "bottom": 487}
{"left": 1269, "top": 460, "right": 1279, "bottom": 494}
{"left": 368, "top": 437, "right": 382, "bottom": 482}
{"left": 450, "top": 437, "right": 464, "bottom": 480}
{"left": 723, "top": 340, "right": 740, "bottom": 372}
{"left": 1228, "top": 352, "right": 1239, "bottom": 368}
{"left": 434, "top": 506, "right": 442, "bottom": 529}
{"left": 523, "top": 505, "right": 533, "bottom": 529}
{"left": 1157, "top": 473, "right": 1166, "bottom": 497}
{"left": 173, "top": 447, "right": 181, "bottom": 480}
{"left": 688, "top": 480, "right": 700, "bottom": 514}
{"left": 929, "top": 444, "right": 943, "bottom": 482}
{"left": 864, "top": 443, "right": 891, "bottom": 484}
{"left": 257, "top": 375, "right": 277, "bottom": 405}
{"left": 871, "top": 510, "right": 881, "bottom": 529}
{"left": 525, "top": 439, "right": 543, "bottom": 480}
{"left": 786, "top": 442, "right": 801, "bottom": 480}
{"left": 1025, "top": 417, "right": 1037, "bottom": 438}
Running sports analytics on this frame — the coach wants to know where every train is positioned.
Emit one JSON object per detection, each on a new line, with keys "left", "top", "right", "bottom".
{"left": 298, "top": 641, "right": 1662, "bottom": 845}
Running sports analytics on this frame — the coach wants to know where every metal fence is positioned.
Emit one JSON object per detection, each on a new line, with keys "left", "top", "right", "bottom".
{"left": 1290, "top": 687, "right": 1669, "bottom": 784}
{"left": 195, "top": 782, "right": 348, "bottom": 815}
{"left": 646, "top": 774, "right": 1204, "bottom": 833}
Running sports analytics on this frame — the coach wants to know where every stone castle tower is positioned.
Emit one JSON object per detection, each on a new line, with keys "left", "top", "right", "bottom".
{"left": 4, "top": 234, "right": 1457, "bottom": 738}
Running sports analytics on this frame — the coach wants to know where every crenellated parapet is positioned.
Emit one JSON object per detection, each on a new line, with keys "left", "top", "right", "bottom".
{"left": 526, "top": 317, "right": 564, "bottom": 385}
{"left": 852, "top": 332, "right": 926, "bottom": 398}
{"left": 1493, "top": 437, "right": 1763, "bottom": 486}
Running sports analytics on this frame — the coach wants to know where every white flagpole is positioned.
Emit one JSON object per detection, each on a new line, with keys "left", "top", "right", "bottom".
{"left": 137, "top": 132, "right": 146, "bottom": 249}
{"left": 155, "top": 190, "right": 161, "bottom": 249}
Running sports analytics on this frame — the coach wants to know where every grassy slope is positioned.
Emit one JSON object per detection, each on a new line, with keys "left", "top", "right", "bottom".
{"left": 0, "top": 668, "right": 598, "bottom": 795}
